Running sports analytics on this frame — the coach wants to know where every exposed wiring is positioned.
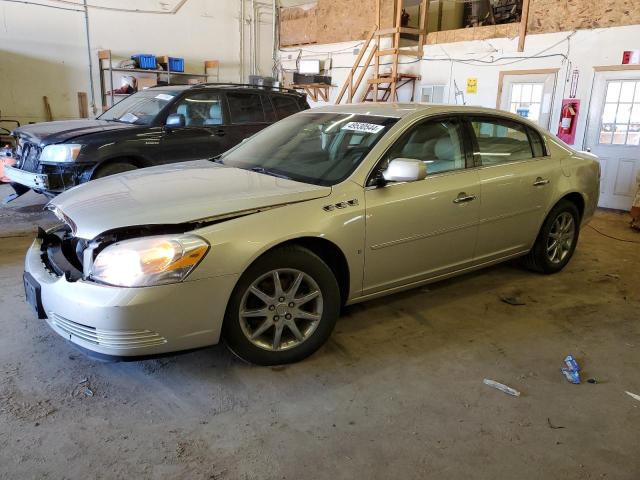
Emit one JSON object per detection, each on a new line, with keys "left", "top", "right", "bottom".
{"left": 279, "top": 31, "right": 575, "bottom": 71}
{"left": 587, "top": 223, "right": 640, "bottom": 244}
{"left": 0, "top": 0, "right": 82, "bottom": 12}
{"left": 0, "top": 0, "right": 188, "bottom": 14}
{"left": 49, "top": 0, "right": 188, "bottom": 14}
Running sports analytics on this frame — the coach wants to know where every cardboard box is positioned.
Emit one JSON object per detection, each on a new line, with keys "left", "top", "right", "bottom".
{"left": 137, "top": 77, "right": 157, "bottom": 90}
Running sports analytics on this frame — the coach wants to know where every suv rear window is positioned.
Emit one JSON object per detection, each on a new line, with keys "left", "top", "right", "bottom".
{"left": 272, "top": 95, "right": 300, "bottom": 120}
{"left": 227, "top": 92, "right": 266, "bottom": 124}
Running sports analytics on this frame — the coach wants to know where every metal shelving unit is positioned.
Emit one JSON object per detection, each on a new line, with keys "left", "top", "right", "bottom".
{"left": 97, "top": 49, "right": 209, "bottom": 109}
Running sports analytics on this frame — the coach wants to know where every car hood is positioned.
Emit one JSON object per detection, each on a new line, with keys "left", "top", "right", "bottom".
{"left": 48, "top": 160, "right": 332, "bottom": 239}
{"left": 14, "top": 119, "right": 135, "bottom": 145}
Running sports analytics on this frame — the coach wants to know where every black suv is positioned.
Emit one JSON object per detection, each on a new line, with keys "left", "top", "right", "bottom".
{"left": 5, "top": 84, "right": 309, "bottom": 199}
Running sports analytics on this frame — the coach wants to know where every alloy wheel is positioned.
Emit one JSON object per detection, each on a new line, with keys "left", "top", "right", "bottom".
{"left": 239, "top": 269, "right": 323, "bottom": 351}
{"left": 546, "top": 212, "right": 575, "bottom": 264}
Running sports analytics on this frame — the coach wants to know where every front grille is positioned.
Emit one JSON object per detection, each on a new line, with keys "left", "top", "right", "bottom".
{"left": 49, "top": 313, "right": 168, "bottom": 350}
{"left": 18, "top": 141, "right": 41, "bottom": 172}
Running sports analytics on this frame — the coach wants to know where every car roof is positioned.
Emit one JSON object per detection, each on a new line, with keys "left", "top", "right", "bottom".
{"left": 150, "top": 83, "right": 304, "bottom": 96}
{"left": 306, "top": 103, "right": 542, "bottom": 124}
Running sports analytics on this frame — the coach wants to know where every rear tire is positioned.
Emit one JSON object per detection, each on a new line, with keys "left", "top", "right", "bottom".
{"left": 222, "top": 246, "right": 340, "bottom": 365}
{"left": 93, "top": 161, "right": 137, "bottom": 179}
{"left": 522, "top": 199, "right": 580, "bottom": 274}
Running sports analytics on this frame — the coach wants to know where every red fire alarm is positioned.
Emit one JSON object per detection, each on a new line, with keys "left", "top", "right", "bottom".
{"left": 622, "top": 50, "right": 640, "bottom": 64}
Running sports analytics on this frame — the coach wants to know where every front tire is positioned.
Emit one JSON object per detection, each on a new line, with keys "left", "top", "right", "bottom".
{"left": 522, "top": 199, "right": 580, "bottom": 274}
{"left": 93, "top": 161, "right": 137, "bottom": 179}
{"left": 222, "top": 246, "right": 341, "bottom": 365}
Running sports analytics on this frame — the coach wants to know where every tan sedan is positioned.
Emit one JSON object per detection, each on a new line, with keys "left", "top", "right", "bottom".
{"left": 23, "top": 103, "right": 599, "bottom": 364}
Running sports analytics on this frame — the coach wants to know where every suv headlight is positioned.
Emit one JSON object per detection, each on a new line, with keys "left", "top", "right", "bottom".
{"left": 90, "top": 235, "right": 209, "bottom": 287}
{"left": 39, "top": 144, "right": 82, "bottom": 163}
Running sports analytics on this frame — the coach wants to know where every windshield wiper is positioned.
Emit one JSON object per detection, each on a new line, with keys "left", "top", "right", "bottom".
{"left": 250, "top": 166, "right": 290, "bottom": 180}
{"left": 210, "top": 155, "right": 224, "bottom": 165}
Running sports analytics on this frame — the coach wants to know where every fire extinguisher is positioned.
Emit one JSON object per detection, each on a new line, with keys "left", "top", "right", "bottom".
{"left": 559, "top": 102, "right": 577, "bottom": 134}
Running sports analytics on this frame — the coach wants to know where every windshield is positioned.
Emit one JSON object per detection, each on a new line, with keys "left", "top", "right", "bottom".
{"left": 220, "top": 112, "right": 397, "bottom": 186}
{"left": 98, "top": 90, "right": 179, "bottom": 125}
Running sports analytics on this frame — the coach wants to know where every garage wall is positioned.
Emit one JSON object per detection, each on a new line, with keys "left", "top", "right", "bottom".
{"left": 0, "top": 0, "right": 276, "bottom": 125}
{"left": 278, "top": 23, "right": 640, "bottom": 150}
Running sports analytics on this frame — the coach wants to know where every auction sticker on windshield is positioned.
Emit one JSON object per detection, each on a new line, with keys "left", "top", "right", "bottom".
{"left": 155, "top": 93, "right": 175, "bottom": 101}
{"left": 119, "top": 112, "right": 139, "bottom": 123}
{"left": 341, "top": 122, "right": 385, "bottom": 134}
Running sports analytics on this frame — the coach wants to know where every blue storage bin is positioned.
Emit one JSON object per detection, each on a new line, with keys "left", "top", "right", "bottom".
{"left": 168, "top": 57, "right": 185, "bottom": 72}
{"left": 131, "top": 54, "right": 157, "bottom": 70}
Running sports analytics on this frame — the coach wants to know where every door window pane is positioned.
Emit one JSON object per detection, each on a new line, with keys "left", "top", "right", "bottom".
{"left": 227, "top": 93, "right": 266, "bottom": 123}
{"left": 620, "top": 82, "right": 636, "bottom": 102}
{"left": 169, "top": 92, "right": 223, "bottom": 126}
{"left": 386, "top": 119, "right": 465, "bottom": 175}
{"left": 599, "top": 80, "right": 640, "bottom": 145}
{"left": 605, "top": 82, "right": 621, "bottom": 102}
{"left": 272, "top": 95, "right": 300, "bottom": 120}
{"left": 471, "top": 118, "right": 533, "bottom": 165}
{"left": 508, "top": 82, "right": 544, "bottom": 123}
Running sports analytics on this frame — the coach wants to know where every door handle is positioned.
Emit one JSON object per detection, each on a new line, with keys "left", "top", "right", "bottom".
{"left": 453, "top": 192, "right": 477, "bottom": 204}
{"left": 214, "top": 129, "right": 225, "bottom": 137}
{"left": 533, "top": 177, "right": 550, "bottom": 186}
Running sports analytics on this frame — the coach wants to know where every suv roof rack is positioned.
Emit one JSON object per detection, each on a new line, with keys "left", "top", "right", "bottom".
{"left": 190, "top": 82, "right": 304, "bottom": 95}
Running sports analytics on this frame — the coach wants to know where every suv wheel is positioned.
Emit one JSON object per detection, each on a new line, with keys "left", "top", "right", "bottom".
{"left": 93, "top": 161, "right": 137, "bottom": 179}
{"left": 222, "top": 246, "right": 340, "bottom": 365}
{"left": 522, "top": 200, "right": 580, "bottom": 274}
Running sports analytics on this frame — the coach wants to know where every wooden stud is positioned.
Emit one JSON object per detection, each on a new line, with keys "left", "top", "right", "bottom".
{"left": 43, "top": 96, "right": 53, "bottom": 121}
{"left": 317, "top": 86, "right": 329, "bottom": 102}
{"left": 593, "top": 64, "right": 640, "bottom": 72}
{"left": 77, "top": 92, "right": 88, "bottom": 118}
{"left": 518, "top": 0, "right": 531, "bottom": 52}
{"left": 390, "top": 0, "right": 403, "bottom": 102}
{"left": 418, "top": 0, "right": 428, "bottom": 56}
{"left": 374, "top": 0, "right": 381, "bottom": 102}
{"left": 375, "top": 48, "right": 399, "bottom": 57}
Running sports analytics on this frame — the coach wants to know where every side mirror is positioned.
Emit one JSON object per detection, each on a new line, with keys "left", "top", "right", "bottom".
{"left": 382, "top": 158, "right": 427, "bottom": 183}
{"left": 165, "top": 113, "right": 185, "bottom": 129}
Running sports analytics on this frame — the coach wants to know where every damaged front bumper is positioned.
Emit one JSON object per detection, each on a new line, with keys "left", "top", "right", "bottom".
{"left": 4, "top": 165, "right": 75, "bottom": 193}
{"left": 24, "top": 227, "right": 238, "bottom": 358}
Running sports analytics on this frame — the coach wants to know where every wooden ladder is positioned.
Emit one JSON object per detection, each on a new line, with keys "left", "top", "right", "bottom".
{"left": 335, "top": 0, "right": 428, "bottom": 104}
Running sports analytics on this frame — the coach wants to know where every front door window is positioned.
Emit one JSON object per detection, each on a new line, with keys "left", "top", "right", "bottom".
{"left": 168, "top": 92, "right": 224, "bottom": 126}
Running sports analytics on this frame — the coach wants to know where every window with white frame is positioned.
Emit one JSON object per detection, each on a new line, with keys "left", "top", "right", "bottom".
{"left": 599, "top": 80, "right": 640, "bottom": 146}
{"left": 509, "top": 82, "right": 544, "bottom": 123}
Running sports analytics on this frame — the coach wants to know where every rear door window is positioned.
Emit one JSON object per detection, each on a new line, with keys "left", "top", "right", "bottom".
{"left": 469, "top": 117, "right": 534, "bottom": 165}
{"left": 272, "top": 95, "right": 300, "bottom": 120}
{"left": 227, "top": 92, "right": 266, "bottom": 124}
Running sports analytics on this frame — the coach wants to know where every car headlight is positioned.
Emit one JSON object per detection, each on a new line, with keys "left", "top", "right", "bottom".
{"left": 39, "top": 144, "right": 82, "bottom": 163}
{"left": 90, "top": 235, "right": 209, "bottom": 287}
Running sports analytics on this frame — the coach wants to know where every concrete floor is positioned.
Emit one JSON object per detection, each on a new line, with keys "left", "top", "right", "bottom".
{"left": 1, "top": 184, "right": 639, "bottom": 479}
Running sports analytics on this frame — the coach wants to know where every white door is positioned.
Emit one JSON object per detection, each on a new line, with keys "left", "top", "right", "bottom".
{"left": 586, "top": 70, "right": 640, "bottom": 211}
{"left": 499, "top": 72, "right": 557, "bottom": 130}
